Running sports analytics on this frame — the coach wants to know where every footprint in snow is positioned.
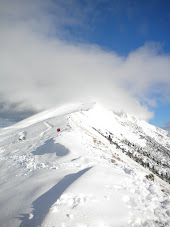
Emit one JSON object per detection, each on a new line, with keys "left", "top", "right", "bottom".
{"left": 50, "top": 193, "right": 95, "bottom": 212}
{"left": 66, "top": 214, "right": 73, "bottom": 219}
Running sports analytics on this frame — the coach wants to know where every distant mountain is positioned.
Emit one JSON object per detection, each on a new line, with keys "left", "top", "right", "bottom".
{"left": 0, "top": 102, "right": 169, "bottom": 227}
{"left": 163, "top": 122, "right": 170, "bottom": 132}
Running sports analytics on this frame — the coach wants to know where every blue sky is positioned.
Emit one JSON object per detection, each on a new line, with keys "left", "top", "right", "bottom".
{"left": 65, "top": 0, "right": 170, "bottom": 56}
{"left": 0, "top": 0, "right": 170, "bottom": 129}
{"left": 150, "top": 103, "right": 170, "bottom": 127}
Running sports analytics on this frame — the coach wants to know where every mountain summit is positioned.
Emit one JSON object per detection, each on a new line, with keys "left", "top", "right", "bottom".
{"left": 0, "top": 102, "right": 170, "bottom": 227}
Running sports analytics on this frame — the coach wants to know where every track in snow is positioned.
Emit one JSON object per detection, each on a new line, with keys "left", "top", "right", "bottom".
{"left": 19, "top": 167, "right": 92, "bottom": 227}
{"left": 40, "top": 122, "right": 52, "bottom": 137}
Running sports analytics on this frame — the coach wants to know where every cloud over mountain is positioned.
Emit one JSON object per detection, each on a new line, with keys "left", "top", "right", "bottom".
{"left": 0, "top": 0, "right": 170, "bottom": 123}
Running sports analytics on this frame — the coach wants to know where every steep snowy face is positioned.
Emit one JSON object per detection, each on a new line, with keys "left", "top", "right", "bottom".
{"left": 83, "top": 107, "right": 170, "bottom": 183}
{"left": 0, "top": 102, "right": 170, "bottom": 227}
{"left": 70, "top": 104, "right": 170, "bottom": 183}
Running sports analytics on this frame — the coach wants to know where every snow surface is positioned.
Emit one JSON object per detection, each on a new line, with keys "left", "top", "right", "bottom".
{"left": 0, "top": 102, "right": 170, "bottom": 227}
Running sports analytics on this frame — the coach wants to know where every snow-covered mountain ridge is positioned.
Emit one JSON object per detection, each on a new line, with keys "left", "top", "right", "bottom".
{"left": 0, "top": 102, "right": 170, "bottom": 227}
{"left": 83, "top": 105, "right": 170, "bottom": 183}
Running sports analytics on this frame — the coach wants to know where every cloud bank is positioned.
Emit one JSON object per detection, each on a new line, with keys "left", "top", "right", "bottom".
{"left": 0, "top": 0, "right": 170, "bottom": 124}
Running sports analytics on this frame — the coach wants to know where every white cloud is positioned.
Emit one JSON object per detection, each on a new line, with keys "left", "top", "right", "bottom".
{"left": 0, "top": 0, "right": 170, "bottom": 122}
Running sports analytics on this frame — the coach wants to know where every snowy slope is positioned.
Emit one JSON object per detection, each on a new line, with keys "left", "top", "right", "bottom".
{"left": 0, "top": 102, "right": 170, "bottom": 227}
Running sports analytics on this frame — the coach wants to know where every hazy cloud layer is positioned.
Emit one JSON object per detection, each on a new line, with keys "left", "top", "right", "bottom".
{"left": 163, "top": 122, "right": 170, "bottom": 131}
{"left": 0, "top": 0, "right": 170, "bottom": 124}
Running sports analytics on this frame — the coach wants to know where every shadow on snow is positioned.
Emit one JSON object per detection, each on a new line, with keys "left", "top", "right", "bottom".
{"left": 32, "top": 138, "right": 69, "bottom": 157}
{"left": 18, "top": 167, "right": 92, "bottom": 227}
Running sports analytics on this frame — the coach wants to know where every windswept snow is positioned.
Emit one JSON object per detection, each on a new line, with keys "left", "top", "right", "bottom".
{"left": 0, "top": 102, "right": 169, "bottom": 227}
